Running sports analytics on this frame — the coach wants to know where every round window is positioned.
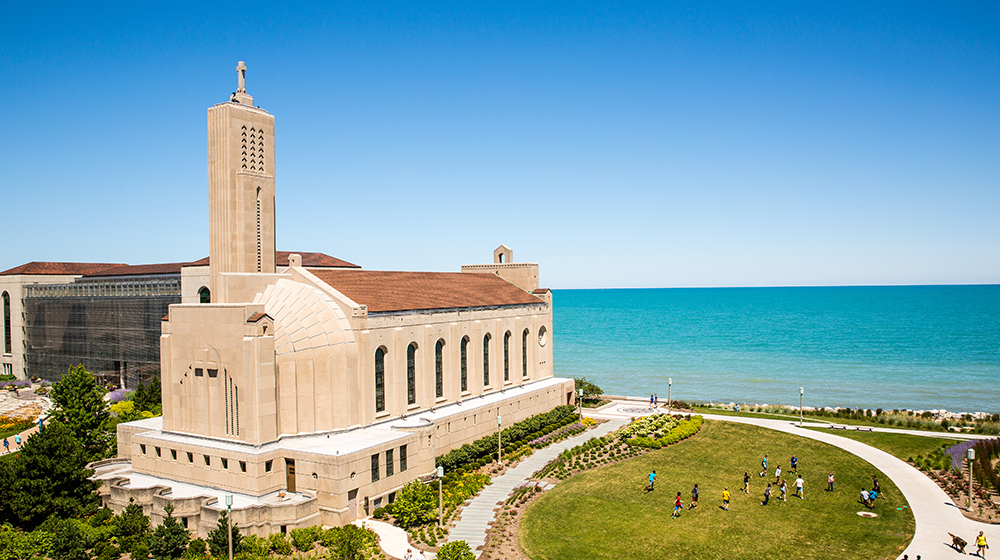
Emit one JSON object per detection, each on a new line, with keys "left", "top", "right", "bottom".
{"left": 537, "top": 326, "right": 548, "bottom": 347}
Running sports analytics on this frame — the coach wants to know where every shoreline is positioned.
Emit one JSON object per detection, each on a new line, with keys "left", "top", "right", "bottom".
{"left": 602, "top": 394, "right": 1000, "bottom": 421}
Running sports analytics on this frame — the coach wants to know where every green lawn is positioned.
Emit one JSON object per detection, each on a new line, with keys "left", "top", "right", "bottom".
{"left": 691, "top": 405, "right": 826, "bottom": 424}
{"left": 521, "top": 420, "right": 913, "bottom": 560}
{"left": 804, "top": 426, "right": 958, "bottom": 462}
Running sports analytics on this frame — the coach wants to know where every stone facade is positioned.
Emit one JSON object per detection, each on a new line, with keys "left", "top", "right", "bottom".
{"left": 93, "top": 62, "right": 574, "bottom": 537}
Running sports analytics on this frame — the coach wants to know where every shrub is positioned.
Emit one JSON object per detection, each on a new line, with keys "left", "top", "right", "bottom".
{"left": 240, "top": 534, "right": 270, "bottom": 556}
{"left": 289, "top": 526, "right": 321, "bottom": 551}
{"left": 391, "top": 481, "right": 437, "bottom": 527}
{"left": 268, "top": 533, "right": 292, "bottom": 555}
{"left": 182, "top": 538, "right": 208, "bottom": 559}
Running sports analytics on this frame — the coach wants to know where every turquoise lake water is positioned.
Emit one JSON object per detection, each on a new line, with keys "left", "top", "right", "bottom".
{"left": 552, "top": 285, "right": 1000, "bottom": 413}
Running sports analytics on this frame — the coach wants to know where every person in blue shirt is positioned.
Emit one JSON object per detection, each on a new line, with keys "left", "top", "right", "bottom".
{"left": 790, "top": 455, "right": 798, "bottom": 472}
{"left": 647, "top": 470, "right": 656, "bottom": 492}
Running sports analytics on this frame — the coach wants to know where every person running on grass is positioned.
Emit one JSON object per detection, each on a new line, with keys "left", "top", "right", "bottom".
{"left": 647, "top": 470, "right": 656, "bottom": 492}
{"left": 672, "top": 492, "right": 683, "bottom": 518}
{"left": 760, "top": 455, "right": 768, "bottom": 477}
{"left": 779, "top": 479, "right": 787, "bottom": 501}
{"left": 795, "top": 474, "right": 804, "bottom": 499}
{"left": 827, "top": 472, "right": 834, "bottom": 492}
{"left": 774, "top": 464, "right": 782, "bottom": 483}
{"left": 872, "top": 475, "right": 885, "bottom": 499}
{"left": 860, "top": 488, "right": 871, "bottom": 509}
{"left": 722, "top": 487, "right": 731, "bottom": 511}
{"left": 689, "top": 484, "right": 699, "bottom": 509}
{"left": 790, "top": 454, "right": 798, "bottom": 472}
{"left": 743, "top": 471, "right": 751, "bottom": 494}
{"left": 761, "top": 483, "right": 772, "bottom": 506}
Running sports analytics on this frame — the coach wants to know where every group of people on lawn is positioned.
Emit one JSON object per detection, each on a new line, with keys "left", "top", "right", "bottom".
{"left": 752, "top": 454, "right": 805, "bottom": 506}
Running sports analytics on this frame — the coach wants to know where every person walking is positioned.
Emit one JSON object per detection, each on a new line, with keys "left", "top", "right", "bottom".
{"left": 795, "top": 475, "right": 804, "bottom": 499}
{"left": 743, "top": 471, "right": 751, "bottom": 494}
{"left": 760, "top": 455, "right": 768, "bottom": 477}
{"left": 14, "top": 434, "right": 20, "bottom": 449}
{"left": 872, "top": 475, "right": 885, "bottom": 499}
{"left": 689, "top": 484, "right": 699, "bottom": 509}
{"left": 860, "top": 488, "right": 870, "bottom": 509}
{"left": 2, "top": 438, "right": 7, "bottom": 453}
{"left": 654, "top": 394, "right": 658, "bottom": 408}
{"left": 774, "top": 464, "right": 782, "bottom": 483}
{"left": 722, "top": 487, "right": 731, "bottom": 511}
{"left": 827, "top": 472, "right": 834, "bottom": 492}
{"left": 672, "top": 492, "right": 683, "bottom": 519}
{"left": 976, "top": 531, "right": 988, "bottom": 559}
{"left": 778, "top": 479, "right": 787, "bottom": 501}
{"left": 404, "top": 549, "right": 413, "bottom": 560}
{"left": 650, "top": 394, "right": 655, "bottom": 407}
{"left": 647, "top": 470, "right": 656, "bottom": 492}
{"left": 761, "top": 483, "right": 772, "bottom": 506}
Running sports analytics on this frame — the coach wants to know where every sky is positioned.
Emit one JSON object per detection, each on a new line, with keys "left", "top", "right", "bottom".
{"left": 1, "top": 2, "right": 998, "bottom": 288}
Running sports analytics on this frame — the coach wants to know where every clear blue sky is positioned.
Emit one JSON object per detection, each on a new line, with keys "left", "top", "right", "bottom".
{"left": 2, "top": 2, "right": 997, "bottom": 288}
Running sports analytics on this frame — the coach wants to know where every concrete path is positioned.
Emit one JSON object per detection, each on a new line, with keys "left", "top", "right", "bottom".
{"left": 355, "top": 519, "right": 436, "bottom": 560}
{"left": 447, "top": 418, "right": 626, "bottom": 556}
{"left": 588, "top": 401, "right": 999, "bottom": 560}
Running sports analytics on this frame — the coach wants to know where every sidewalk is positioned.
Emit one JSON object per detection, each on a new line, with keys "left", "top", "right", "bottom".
{"left": 447, "top": 418, "right": 626, "bottom": 557}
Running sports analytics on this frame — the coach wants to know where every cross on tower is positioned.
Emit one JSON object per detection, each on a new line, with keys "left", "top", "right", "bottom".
{"left": 237, "top": 61, "right": 247, "bottom": 93}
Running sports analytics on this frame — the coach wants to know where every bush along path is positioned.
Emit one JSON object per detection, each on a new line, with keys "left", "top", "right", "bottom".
{"left": 446, "top": 419, "right": 626, "bottom": 556}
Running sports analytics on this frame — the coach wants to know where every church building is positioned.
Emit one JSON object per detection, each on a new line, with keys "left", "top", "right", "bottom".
{"left": 94, "top": 62, "right": 574, "bottom": 537}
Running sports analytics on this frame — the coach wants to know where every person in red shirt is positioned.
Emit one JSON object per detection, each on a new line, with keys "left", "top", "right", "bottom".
{"left": 672, "top": 492, "right": 683, "bottom": 518}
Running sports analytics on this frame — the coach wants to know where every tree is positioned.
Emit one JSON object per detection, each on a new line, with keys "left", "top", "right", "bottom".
{"left": 133, "top": 377, "right": 162, "bottom": 415}
{"left": 207, "top": 510, "right": 241, "bottom": 557}
{"left": 150, "top": 504, "right": 189, "bottom": 560}
{"left": 390, "top": 481, "right": 437, "bottom": 527}
{"left": 113, "top": 498, "right": 151, "bottom": 557}
{"left": 0, "top": 422, "right": 99, "bottom": 529}
{"left": 47, "top": 518, "right": 91, "bottom": 560}
{"left": 436, "top": 540, "right": 476, "bottom": 560}
{"left": 50, "top": 364, "right": 111, "bottom": 461}
{"left": 325, "top": 524, "right": 378, "bottom": 560}
{"left": 573, "top": 377, "right": 603, "bottom": 402}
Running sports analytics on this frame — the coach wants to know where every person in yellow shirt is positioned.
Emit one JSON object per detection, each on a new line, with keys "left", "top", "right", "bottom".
{"left": 977, "top": 531, "right": 988, "bottom": 559}
{"left": 722, "top": 487, "right": 731, "bottom": 511}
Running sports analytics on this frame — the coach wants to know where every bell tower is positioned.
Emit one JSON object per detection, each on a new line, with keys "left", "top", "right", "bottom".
{"left": 207, "top": 61, "right": 276, "bottom": 302}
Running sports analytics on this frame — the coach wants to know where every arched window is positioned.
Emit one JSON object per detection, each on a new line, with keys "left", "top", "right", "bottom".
{"left": 482, "top": 333, "right": 491, "bottom": 387}
{"left": 407, "top": 343, "right": 417, "bottom": 405}
{"left": 522, "top": 328, "right": 529, "bottom": 378}
{"left": 375, "top": 347, "right": 386, "bottom": 413}
{"left": 435, "top": 339, "right": 445, "bottom": 399}
{"left": 460, "top": 336, "right": 469, "bottom": 392}
{"left": 503, "top": 331, "right": 511, "bottom": 382}
{"left": 198, "top": 286, "right": 211, "bottom": 304}
{"left": 2, "top": 292, "right": 10, "bottom": 354}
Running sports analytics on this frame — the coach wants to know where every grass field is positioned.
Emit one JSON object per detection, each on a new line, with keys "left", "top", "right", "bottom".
{"left": 691, "top": 405, "right": 826, "bottom": 424}
{"left": 804, "top": 427, "right": 958, "bottom": 462}
{"left": 521, "top": 420, "right": 914, "bottom": 560}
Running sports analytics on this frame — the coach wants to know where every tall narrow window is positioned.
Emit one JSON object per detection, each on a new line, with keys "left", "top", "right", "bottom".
{"left": 371, "top": 453, "right": 380, "bottom": 482}
{"left": 483, "top": 333, "right": 491, "bottom": 387}
{"left": 503, "top": 331, "right": 511, "bottom": 382}
{"left": 406, "top": 343, "right": 417, "bottom": 405}
{"left": 435, "top": 339, "right": 444, "bottom": 399}
{"left": 2, "top": 292, "right": 9, "bottom": 354}
{"left": 522, "top": 329, "right": 529, "bottom": 378}
{"left": 198, "top": 286, "right": 211, "bottom": 304}
{"left": 386, "top": 448, "right": 394, "bottom": 477}
{"left": 375, "top": 347, "right": 386, "bottom": 413}
{"left": 460, "top": 336, "right": 469, "bottom": 392}
{"left": 256, "top": 187, "right": 262, "bottom": 272}
{"left": 399, "top": 444, "right": 407, "bottom": 472}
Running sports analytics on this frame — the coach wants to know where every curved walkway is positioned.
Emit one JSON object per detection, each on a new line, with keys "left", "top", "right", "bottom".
{"left": 589, "top": 402, "right": 999, "bottom": 560}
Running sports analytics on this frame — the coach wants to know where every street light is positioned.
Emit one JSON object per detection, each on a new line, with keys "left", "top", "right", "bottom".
{"left": 225, "top": 493, "right": 233, "bottom": 560}
{"left": 799, "top": 387, "right": 804, "bottom": 427}
{"left": 497, "top": 414, "right": 502, "bottom": 465}
{"left": 667, "top": 378, "right": 672, "bottom": 415}
{"left": 578, "top": 388, "right": 584, "bottom": 421}
{"left": 437, "top": 466, "right": 444, "bottom": 527}
{"left": 968, "top": 448, "right": 976, "bottom": 510}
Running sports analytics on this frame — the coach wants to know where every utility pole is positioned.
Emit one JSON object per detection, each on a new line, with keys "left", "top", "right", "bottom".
{"left": 799, "top": 387, "right": 804, "bottom": 427}
{"left": 225, "top": 494, "right": 233, "bottom": 560}
{"left": 968, "top": 448, "right": 976, "bottom": 510}
{"left": 437, "top": 466, "right": 444, "bottom": 527}
{"left": 667, "top": 378, "right": 672, "bottom": 415}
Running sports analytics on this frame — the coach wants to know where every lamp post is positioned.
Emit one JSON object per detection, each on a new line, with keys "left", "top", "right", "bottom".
{"left": 497, "top": 414, "right": 502, "bottom": 465}
{"left": 437, "top": 466, "right": 444, "bottom": 527}
{"left": 667, "top": 378, "right": 672, "bottom": 415}
{"left": 225, "top": 493, "right": 233, "bottom": 560}
{"left": 578, "top": 388, "right": 584, "bottom": 421}
{"left": 968, "top": 448, "right": 976, "bottom": 510}
{"left": 799, "top": 387, "right": 804, "bottom": 427}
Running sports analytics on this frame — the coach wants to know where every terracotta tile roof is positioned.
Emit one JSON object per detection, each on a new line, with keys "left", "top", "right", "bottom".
{"left": 532, "top": 288, "right": 551, "bottom": 294}
{"left": 180, "top": 252, "right": 360, "bottom": 269}
{"left": 246, "top": 312, "right": 271, "bottom": 322}
{"left": 277, "top": 251, "right": 359, "bottom": 268}
{"left": 310, "top": 269, "right": 545, "bottom": 313}
{"left": 0, "top": 262, "right": 125, "bottom": 276}
{"left": 83, "top": 261, "right": 194, "bottom": 277}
